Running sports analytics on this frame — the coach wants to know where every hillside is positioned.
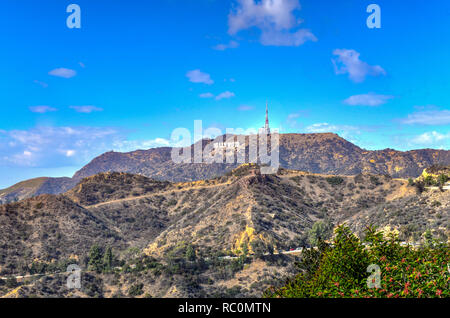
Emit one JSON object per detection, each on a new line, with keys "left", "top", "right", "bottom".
{"left": 1, "top": 165, "right": 447, "bottom": 297}
{"left": 0, "top": 177, "right": 76, "bottom": 205}
{"left": 1, "top": 133, "right": 449, "bottom": 204}
{"left": 75, "top": 133, "right": 450, "bottom": 181}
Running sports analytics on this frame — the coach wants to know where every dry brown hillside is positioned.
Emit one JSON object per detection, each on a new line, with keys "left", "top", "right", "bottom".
{"left": 0, "top": 165, "right": 448, "bottom": 298}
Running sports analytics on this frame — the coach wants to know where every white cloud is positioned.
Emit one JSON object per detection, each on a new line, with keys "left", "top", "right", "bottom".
{"left": 199, "top": 91, "right": 236, "bottom": 100}
{"left": 228, "top": 0, "right": 316, "bottom": 47}
{"left": 199, "top": 92, "right": 215, "bottom": 98}
{"left": 399, "top": 109, "right": 450, "bottom": 125}
{"left": 0, "top": 126, "right": 118, "bottom": 168}
{"left": 411, "top": 131, "right": 449, "bottom": 144}
{"left": 215, "top": 91, "right": 236, "bottom": 100}
{"left": 237, "top": 105, "right": 254, "bottom": 111}
{"left": 305, "top": 122, "right": 361, "bottom": 142}
{"left": 29, "top": 106, "right": 58, "bottom": 113}
{"left": 70, "top": 105, "right": 103, "bottom": 113}
{"left": 33, "top": 80, "right": 48, "bottom": 88}
{"left": 213, "top": 40, "right": 239, "bottom": 51}
{"left": 287, "top": 113, "right": 300, "bottom": 120}
{"left": 286, "top": 112, "right": 302, "bottom": 128}
{"left": 404, "top": 131, "right": 450, "bottom": 149}
{"left": 65, "top": 150, "right": 76, "bottom": 157}
{"left": 112, "top": 138, "right": 171, "bottom": 152}
{"left": 332, "top": 49, "right": 386, "bottom": 83}
{"left": 260, "top": 28, "right": 316, "bottom": 46}
{"left": 343, "top": 93, "right": 393, "bottom": 106}
{"left": 0, "top": 126, "right": 174, "bottom": 169}
{"left": 186, "top": 69, "right": 214, "bottom": 85}
{"left": 48, "top": 68, "right": 77, "bottom": 79}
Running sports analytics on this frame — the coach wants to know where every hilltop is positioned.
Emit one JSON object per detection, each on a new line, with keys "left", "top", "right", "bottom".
{"left": 0, "top": 177, "right": 76, "bottom": 205}
{"left": 3, "top": 133, "right": 449, "bottom": 204}
{"left": 75, "top": 133, "right": 450, "bottom": 180}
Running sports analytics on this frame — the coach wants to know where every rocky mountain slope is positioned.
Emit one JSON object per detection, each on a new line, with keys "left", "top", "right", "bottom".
{"left": 74, "top": 133, "right": 450, "bottom": 181}
{"left": 0, "top": 177, "right": 76, "bottom": 205}
{"left": 1, "top": 165, "right": 447, "bottom": 297}
{"left": 2, "top": 133, "right": 449, "bottom": 204}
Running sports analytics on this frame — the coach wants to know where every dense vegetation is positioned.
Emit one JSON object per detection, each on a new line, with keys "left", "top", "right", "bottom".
{"left": 265, "top": 226, "right": 449, "bottom": 298}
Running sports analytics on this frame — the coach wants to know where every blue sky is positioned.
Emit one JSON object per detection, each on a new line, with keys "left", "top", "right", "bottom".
{"left": 0, "top": 0, "right": 449, "bottom": 188}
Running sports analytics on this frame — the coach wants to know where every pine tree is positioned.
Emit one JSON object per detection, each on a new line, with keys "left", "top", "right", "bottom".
{"left": 103, "top": 246, "right": 113, "bottom": 272}
{"left": 88, "top": 245, "right": 104, "bottom": 273}
{"left": 185, "top": 244, "right": 196, "bottom": 262}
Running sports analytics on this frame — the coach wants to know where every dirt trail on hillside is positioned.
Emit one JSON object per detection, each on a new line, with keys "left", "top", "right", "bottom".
{"left": 84, "top": 182, "right": 231, "bottom": 209}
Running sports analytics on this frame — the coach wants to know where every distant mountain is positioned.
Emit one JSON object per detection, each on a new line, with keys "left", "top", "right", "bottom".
{"left": 0, "top": 177, "right": 76, "bottom": 205}
{"left": 74, "top": 133, "right": 450, "bottom": 180}
{"left": 1, "top": 133, "right": 450, "bottom": 204}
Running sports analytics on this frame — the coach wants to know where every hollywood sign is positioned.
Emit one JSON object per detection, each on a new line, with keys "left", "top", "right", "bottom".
{"left": 213, "top": 142, "right": 241, "bottom": 149}
{"left": 170, "top": 121, "right": 279, "bottom": 174}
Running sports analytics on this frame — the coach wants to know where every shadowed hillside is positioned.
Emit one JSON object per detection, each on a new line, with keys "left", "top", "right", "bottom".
{"left": 1, "top": 164, "right": 447, "bottom": 297}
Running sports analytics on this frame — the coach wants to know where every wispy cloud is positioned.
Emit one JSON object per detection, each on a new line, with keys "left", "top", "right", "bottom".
{"left": 0, "top": 126, "right": 118, "bottom": 167}
{"left": 237, "top": 105, "right": 254, "bottom": 111}
{"left": 33, "top": 80, "right": 48, "bottom": 88}
{"left": 215, "top": 91, "right": 235, "bottom": 100}
{"left": 228, "top": 0, "right": 316, "bottom": 47}
{"left": 0, "top": 126, "right": 174, "bottom": 168}
{"left": 112, "top": 138, "right": 171, "bottom": 152}
{"left": 305, "top": 122, "right": 362, "bottom": 143}
{"left": 199, "top": 92, "right": 215, "bottom": 98}
{"left": 213, "top": 40, "right": 239, "bottom": 51}
{"left": 70, "top": 105, "right": 103, "bottom": 113}
{"left": 410, "top": 131, "right": 450, "bottom": 146}
{"left": 199, "top": 91, "right": 236, "bottom": 100}
{"left": 399, "top": 109, "right": 450, "bottom": 125}
{"left": 343, "top": 93, "right": 393, "bottom": 106}
{"left": 29, "top": 106, "right": 58, "bottom": 113}
{"left": 48, "top": 68, "right": 77, "bottom": 79}
{"left": 332, "top": 49, "right": 386, "bottom": 83}
{"left": 186, "top": 69, "right": 214, "bottom": 85}
{"left": 286, "top": 110, "right": 309, "bottom": 128}
{"left": 260, "top": 28, "right": 316, "bottom": 46}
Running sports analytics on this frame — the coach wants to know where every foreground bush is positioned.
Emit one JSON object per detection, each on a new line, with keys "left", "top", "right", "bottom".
{"left": 264, "top": 225, "right": 449, "bottom": 298}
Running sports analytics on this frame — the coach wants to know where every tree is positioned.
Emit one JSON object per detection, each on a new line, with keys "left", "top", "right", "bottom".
{"left": 438, "top": 174, "right": 448, "bottom": 191}
{"left": 240, "top": 242, "right": 249, "bottom": 256}
{"left": 88, "top": 245, "right": 104, "bottom": 273}
{"left": 128, "top": 283, "right": 144, "bottom": 297}
{"left": 424, "top": 229, "right": 433, "bottom": 247}
{"left": 264, "top": 225, "right": 450, "bottom": 298}
{"left": 185, "top": 244, "right": 196, "bottom": 262}
{"left": 424, "top": 175, "right": 435, "bottom": 186}
{"left": 103, "top": 246, "right": 113, "bottom": 272}
{"left": 250, "top": 240, "right": 266, "bottom": 258}
{"left": 267, "top": 243, "right": 274, "bottom": 256}
{"left": 308, "top": 220, "right": 333, "bottom": 246}
{"left": 5, "top": 276, "right": 18, "bottom": 289}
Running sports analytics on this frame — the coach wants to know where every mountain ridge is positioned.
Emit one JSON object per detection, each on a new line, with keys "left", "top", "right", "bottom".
{"left": 1, "top": 133, "right": 449, "bottom": 204}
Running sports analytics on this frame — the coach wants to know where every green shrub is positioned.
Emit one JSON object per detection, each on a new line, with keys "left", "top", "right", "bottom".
{"left": 326, "top": 176, "right": 344, "bottom": 186}
{"left": 308, "top": 220, "right": 333, "bottom": 246}
{"left": 128, "top": 283, "right": 144, "bottom": 297}
{"left": 265, "top": 225, "right": 449, "bottom": 298}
